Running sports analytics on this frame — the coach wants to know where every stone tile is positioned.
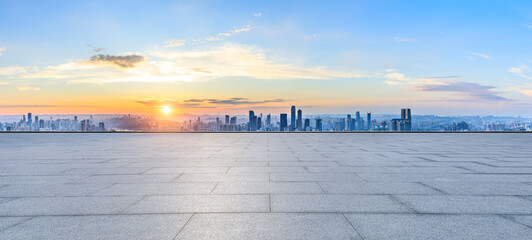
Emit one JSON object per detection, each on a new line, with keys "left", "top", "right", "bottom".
{"left": 319, "top": 182, "right": 441, "bottom": 195}
{"left": 423, "top": 182, "right": 532, "bottom": 195}
{"left": 1, "top": 214, "right": 191, "bottom": 240}
{"left": 345, "top": 214, "right": 532, "bottom": 240}
{"left": 395, "top": 195, "right": 532, "bottom": 214}
{"left": 270, "top": 173, "right": 364, "bottom": 182}
{"left": 0, "top": 217, "right": 31, "bottom": 231}
{"left": 176, "top": 213, "right": 361, "bottom": 240}
{"left": 228, "top": 167, "right": 308, "bottom": 173}
{"left": 212, "top": 182, "right": 323, "bottom": 194}
{"left": 143, "top": 167, "right": 230, "bottom": 174}
{"left": 73, "top": 174, "right": 180, "bottom": 184}
{"left": 125, "top": 195, "right": 269, "bottom": 213}
{"left": 0, "top": 184, "right": 111, "bottom": 197}
{"left": 271, "top": 194, "right": 413, "bottom": 213}
{"left": 92, "top": 183, "right": 217, "bottom": 196}
{"left": 175, "top": 173, "right": 269, "bottom": 182}
{"left": 511, "top": 215, "right": 532, "bottom": 228}
{"left": 0, "top": 196, "right": 143, "bottom": 216}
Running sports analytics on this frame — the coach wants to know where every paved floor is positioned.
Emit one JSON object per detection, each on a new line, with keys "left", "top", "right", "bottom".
{"left": 0, "top": 133, "right": 531, "bottom": 239}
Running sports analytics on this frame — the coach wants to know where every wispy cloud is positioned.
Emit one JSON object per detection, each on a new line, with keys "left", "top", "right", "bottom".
{"left": 0, "top": 81, "right": 11, "bottom": 85}
{"left": 394, "top": 37, "right": 415, "bottom": 42}
{"left": 415, "top": 81, "right": 509, "bottom": 101}
{"left": 470, "top": 52, "right": 492, "bottom": 60}
{"left": 523, "top": 23, "right": 532, "bottom": 29}
{"left": 136, "top": 97, "right": 287, "bottom": 109}
{"left": 165, "top": 25, "right": 255, "bottom": 47}
{"left": 17, "top": 86, "right": 40, "bottom": 91}
{"left": 0, "top": 105, "right": 96, "bottom": 108}
{"left": 87, "top": 44, "right": 104, "bottom": 52}
{"left": 464, "top": 56, "right": 474, "bottom": 61}
{"left": 12, "top": 43, "right": 366, "bottom": 84}
{"left": 253, "top": 12, "right": 262, "bottom": 17}
{"left": 0, "top": 66, "right": 27, "bottom": 75}
{"left": 87, "top": 54, "right": 145, "bottom": 68}
{"left": 508, "top": 64, "right": 532, "bottom": 80}
{"left": 0, "top": 47, "right": 4, "bottom": 56}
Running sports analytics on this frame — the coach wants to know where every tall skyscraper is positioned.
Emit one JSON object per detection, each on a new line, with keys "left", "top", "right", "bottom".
{"left": 225, "top": 115, "right": 230, "bottom": 125}
{"left": 367, "top": 112, "right": 372, "bottom": 130}
{"left": 346, "top": 114, "right": 352, "bottom": 131}
{"left": 297, "top": 109, "right": 302, "bottom": 131}
{"left": 290, "top": 106, "right": 296, "bottom": 131}
{"left": 266, "top": 114, "right": 271, "bottom": 129}
{"left": 315, "top": 119, "right": 323, "bottom": 132}
{"left": 257, "top": 117, "right": 262, "bottom": 130}
{"left": 280, "top": 114, "right": 288, "bottom": 131}
{"left": 400, "top": 108, "right": 412, "bottom": 131}
{"left": 27, "top": 113, "right": 32, "bottom": 125}
{"left": 249, "top": 110, "right": 255, "bottom": 131}
{"left": 355, "top": 111, "right": 360, "bottom": 130}
{"left": 304, "top": 119, "right": 310, "bottom": 131}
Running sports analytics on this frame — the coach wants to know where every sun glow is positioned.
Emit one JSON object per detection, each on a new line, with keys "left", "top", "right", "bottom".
{"left": 162, "top": 106, "right": 171, "bottom": 114}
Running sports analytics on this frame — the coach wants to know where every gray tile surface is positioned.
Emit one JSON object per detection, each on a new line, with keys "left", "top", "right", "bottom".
{"left": 0, "top": 133, "right": 531, "bottom": 239}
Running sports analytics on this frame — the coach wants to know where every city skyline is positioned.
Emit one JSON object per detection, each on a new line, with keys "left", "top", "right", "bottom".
{"left": 1, "top": 1, "right": 532, "bottom": 116}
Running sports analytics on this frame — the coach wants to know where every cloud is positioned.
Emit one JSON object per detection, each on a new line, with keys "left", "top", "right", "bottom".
{"left": 0, "top": 105, "right": 96, "bottom": 108}
{"left": 385, "top": 73, "right": 407, "bottom": 81}
{"left": 87, "top": 44, "right": 104, "bottom": 52}
{"left": 18, "top": 86, "right": 40, "bottom": 91}
{"left": 0, "top": 81, "right": 11, "bottom": 85}
{"left": 184, "top": 98, "right": 286, "bottom": 105}
{"left": 0, "top": 66, "right": 27, "bottom": 75}
{"left": 0, "top": 47, "right": 4, "bottom": 56}
{"left": 415, "top": 81, "right": 509, "bottom": 101}
{"left": 464, "top": 56, "right": 474, "bottom": 61}
{"left": 422, "top": 76, "right": 461, "bottom": 79}
{"left": 394, "top": 37, "right": 415, "bottom": 42}
{"left": 165, "top": 25, "right": 255, "bottom": 47}
{"left": 164, "top": 39, "right": 186, "bottom": 47}
{"left": 470, "top": 52, "right": 492, "bottom": 60}
{"left": 508, "top": 64, "right": 532, "bottom": 80}
{"left": 87, "top": 54, "right": 145, "bottom": 68}
{"left": 523, "top": 23, "right": 532, "bottom": 29}
{"left": 10, "top": 43, "right": 367, "bottom": 84}
{"left": 136, "top": 97, "right": 287, "bottom": 109}
{"left": 253, "top": 12, "right": 262, "bottom": 17}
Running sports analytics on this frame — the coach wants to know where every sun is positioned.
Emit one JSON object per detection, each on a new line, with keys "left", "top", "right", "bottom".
{"left": 162, "top": 106, "right": 171, "bottom": 114}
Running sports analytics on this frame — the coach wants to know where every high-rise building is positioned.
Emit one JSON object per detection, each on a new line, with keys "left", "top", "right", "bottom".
{"left": 98, "top": 122, "right": 105, "bottom": 131}
{"left": 249, "top": 110, "right": 255, "bottom": 131}
{"left": 27, "top": 113, "right": 32, "bottom": 125}
{"left": 225, "top": 115, "right": 230, "bottom": 125}
{"left": 297, "top": 109, "right": 302, "bottom": 131}
{"left": 22, "top": 115, "right": 26, "bottom": 124}
{"left": 34, "top": 116, "right": 39, "bottom": 131}
{"left": 280, "top": 113, "right": 288, "bottom": 131}
{"left": 367, "top": 112, "right": 372, "bottom": 130}
{"left": 266, "top": 114, "right": 271, "bottom": 129}
{"left": 346, "top": 114, "right": 352, "bottom": 131}
{"left": 304, "top": 119, "right": 310, "bottom": 131}
{"left": 355, "top": 111, "right": 361, "bottom": 130}
{"left": 230, "top": 116, "right": 237, "bottom": 125}
{"left": 257, "top": 117, "right": 262, "bottom": 130}
{"left": 290, "top": 106, "right": 296, "bottom": 131}
{"left": 315, "top": 119, "right": 323, "bottom": 132}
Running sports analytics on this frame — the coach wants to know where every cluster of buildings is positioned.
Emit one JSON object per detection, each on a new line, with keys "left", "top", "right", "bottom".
{"left": 1, "top": 107, "right": 531, "bottom": 132}
{"left": 0, "top": 113, "right": 105, "bottom": 132}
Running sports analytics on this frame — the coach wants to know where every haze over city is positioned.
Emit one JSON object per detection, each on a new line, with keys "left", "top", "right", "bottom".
{"left": 1, "top": 1, "right": 532, "bottom": 116}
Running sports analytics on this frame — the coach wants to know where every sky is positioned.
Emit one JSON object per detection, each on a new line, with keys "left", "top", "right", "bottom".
{"left": 1, "top": 0, "right": 532, "bottom": 117}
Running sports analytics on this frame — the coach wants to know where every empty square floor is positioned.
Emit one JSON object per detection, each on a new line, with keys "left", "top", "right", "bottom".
{"left": 0, "top": 133, "right": 531, "bottom": 239}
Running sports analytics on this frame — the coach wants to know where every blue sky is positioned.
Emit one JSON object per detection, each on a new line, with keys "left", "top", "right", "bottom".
{"left": 1, "top": 0, "right": 532, "bottom": 116}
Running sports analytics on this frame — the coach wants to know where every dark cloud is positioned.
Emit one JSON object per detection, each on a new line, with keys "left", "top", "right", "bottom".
{"left": 87, "top": 44, "right": 105, "bottom": 52}
{"left": 185, "top": 98, "right": 287, "bottom": 105}
{"left": 88, "top": 54, "right": 144, "bottom": 68}
{"left": 136, "top": 98, "right": 287, "bottom": 109}
{"left": 424, "top": 76, "right": 461, "bottom": 79}
{"left": 416, "top": 81, "right": 510, "bottom": 101}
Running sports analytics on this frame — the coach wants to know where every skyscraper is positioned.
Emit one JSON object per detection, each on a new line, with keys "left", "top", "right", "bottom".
{"left": 249, "top": 110, "right": 255, "bottom": 131}
{"left": 315, "top": 119, "right": 323, "bottom": 132}
{"left": 27, "top": 113, "right": 32, "bottom": 126}
{"left": 400, "top": 108, "right": 412, "bottom": 131}
{"left": 355, "top": 111, "right": 360, "bottom": 130}
{"left": 225, "top": 115, "right": 230, "bottom": 125}
{"left": 266, "top": 114, "right": 271, "bottom": 129}
{"left": 297, "top": 109, "right": 302, "bottom": 131}
{"left": 304, "top": 119, "right": 310, "bottom": 131}
{"left": 290, "top": 106, "right": 296, "bottom": 131}
{"left": 280, "top": 114, "right": 288, "bottom": 131}
{"left": 346, "top": 114, "right": 352, "bottom": 131}
{"left": 367, "top": 112, "right": 372, "bottom": 130}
